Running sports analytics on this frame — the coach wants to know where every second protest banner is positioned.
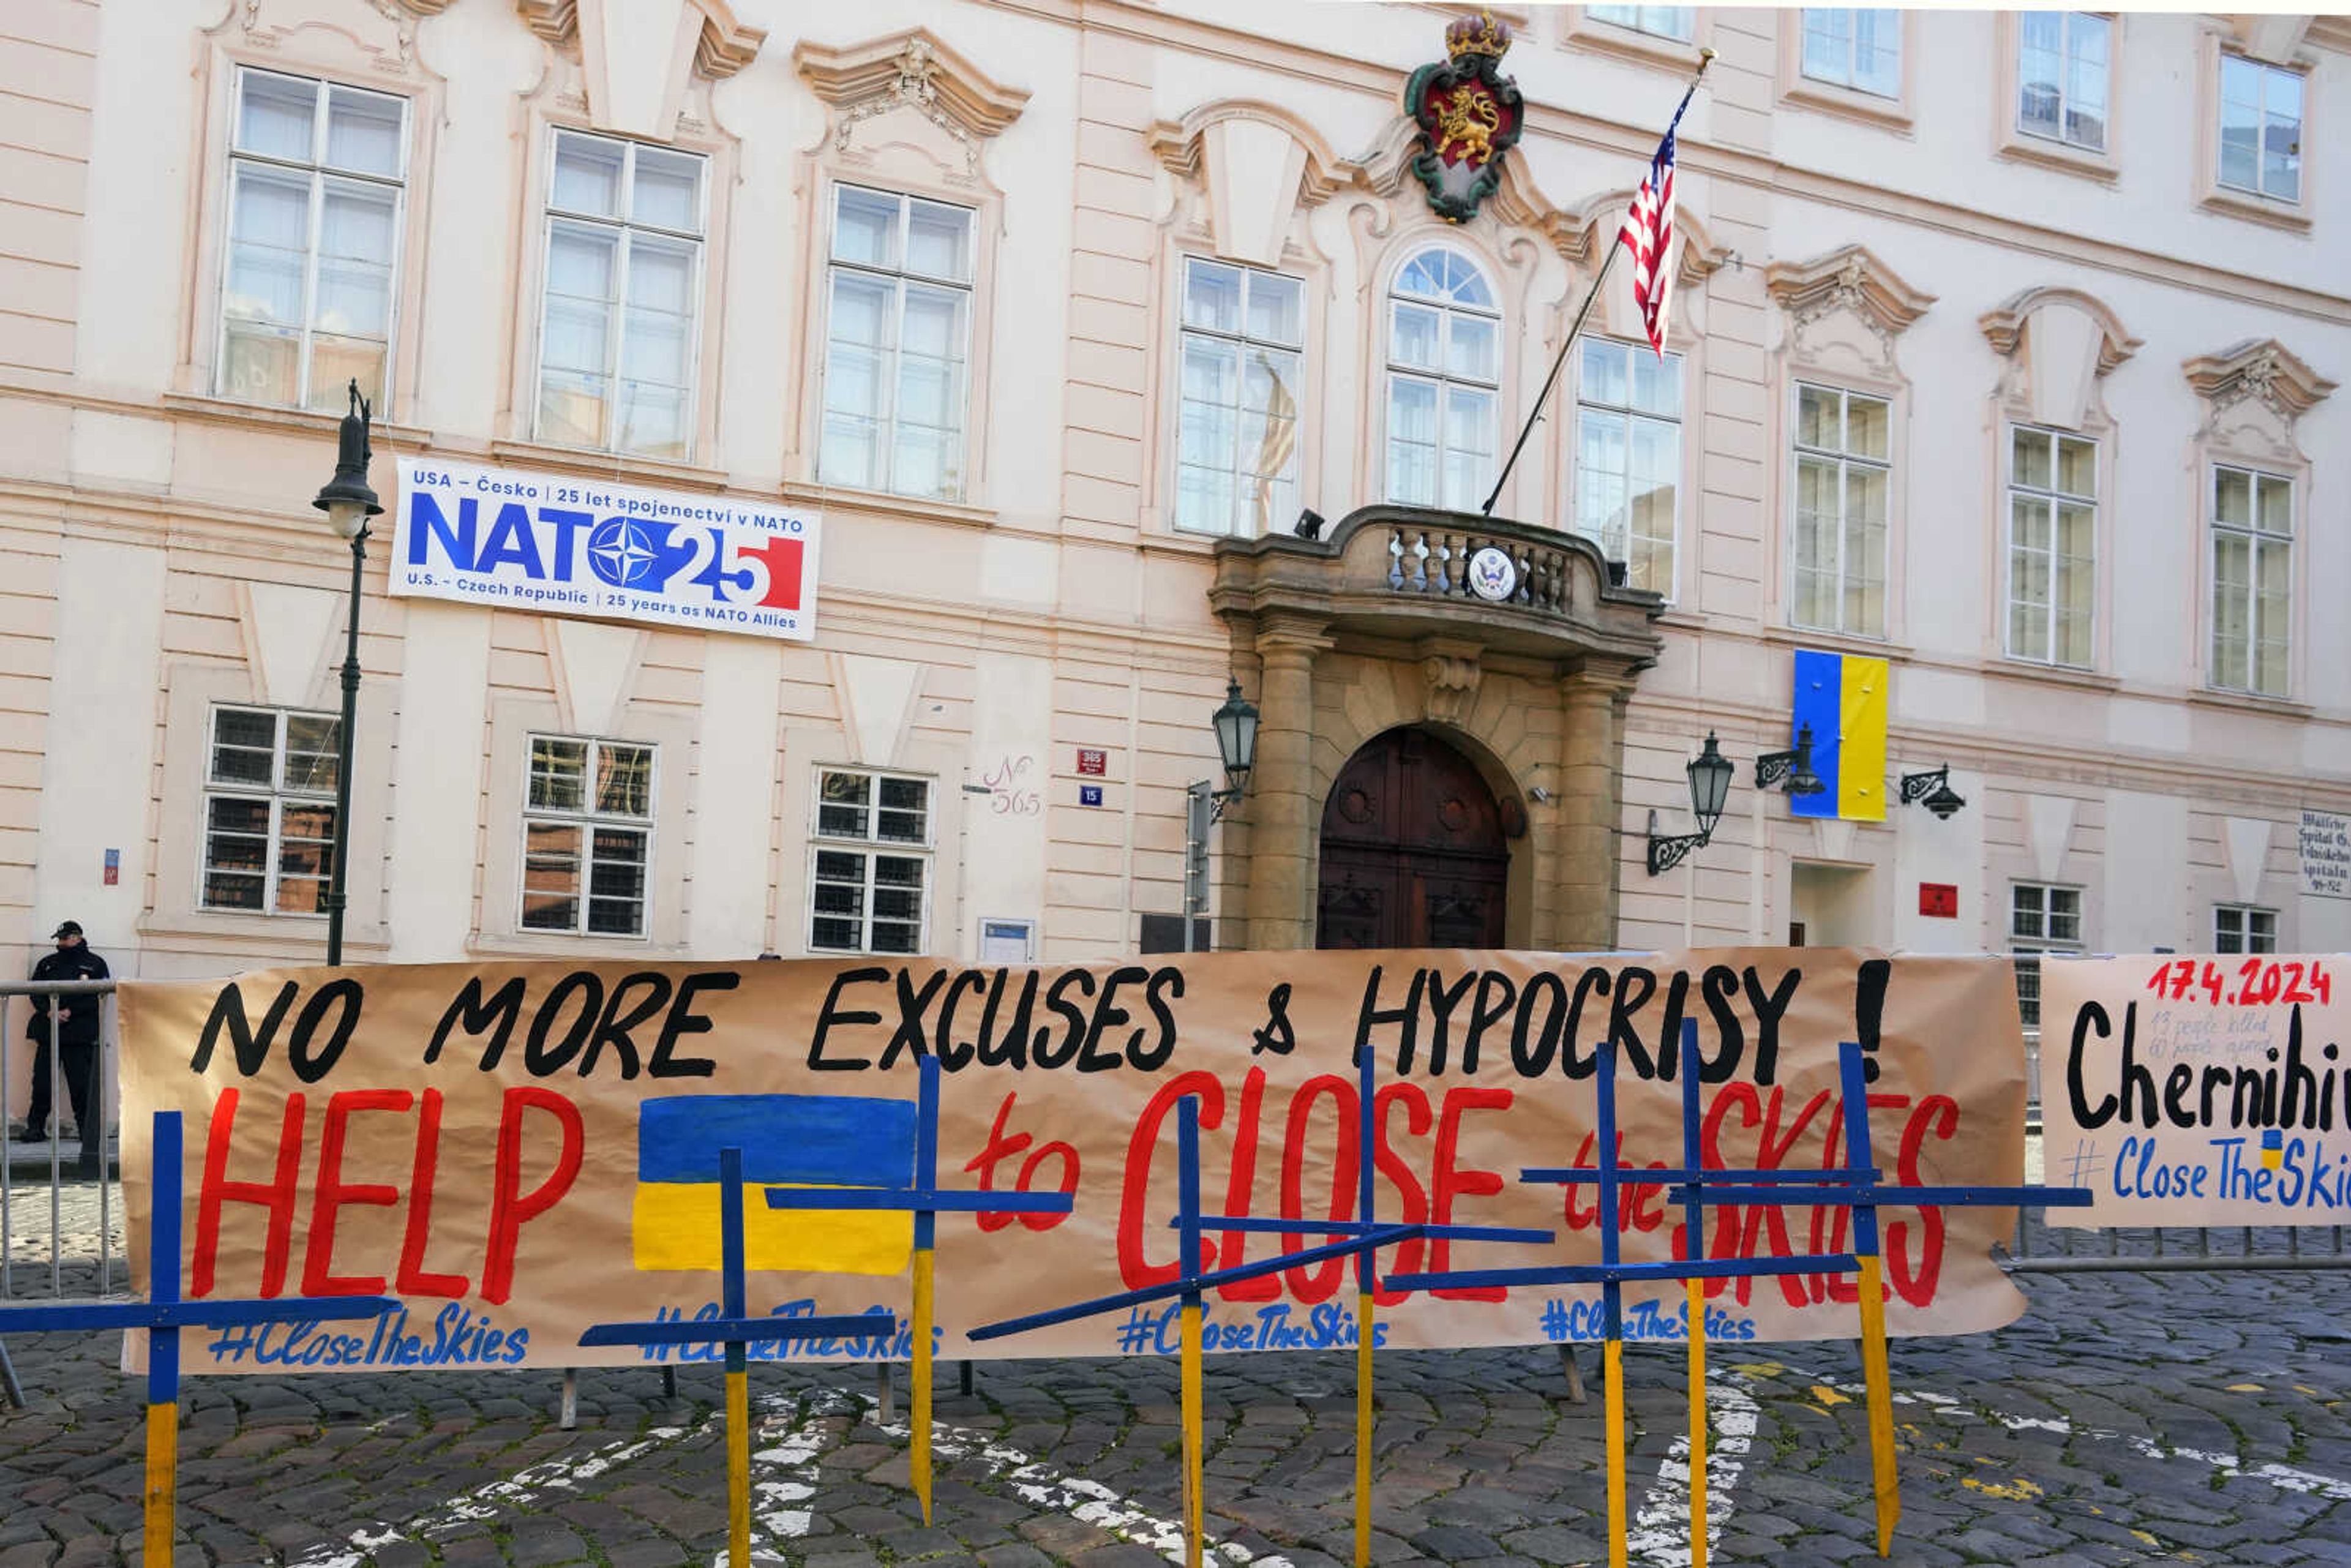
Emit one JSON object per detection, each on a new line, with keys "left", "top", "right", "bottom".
{"left": 2041, "top": 953, "right": 2349, "bottom": 1226}
{"left": 117, "top": 947, "right": 2030, "bottom": 1373}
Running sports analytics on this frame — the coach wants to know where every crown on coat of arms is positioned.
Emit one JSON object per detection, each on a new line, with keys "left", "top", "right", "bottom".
{"left": 1445, "top": 9, "right": 1513, "bottom": 60}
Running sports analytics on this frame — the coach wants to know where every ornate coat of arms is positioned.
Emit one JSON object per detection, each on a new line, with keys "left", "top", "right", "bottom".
{"left": 1405, "top": 12, "right": 1526, "bottom": 223}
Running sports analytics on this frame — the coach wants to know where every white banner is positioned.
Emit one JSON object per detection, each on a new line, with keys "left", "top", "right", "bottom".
{"left": 391, "top": 457, "right": 822, "bottom": 642}
{"left": 2041, "top": 955, "right": 2349, "bottom": 1227}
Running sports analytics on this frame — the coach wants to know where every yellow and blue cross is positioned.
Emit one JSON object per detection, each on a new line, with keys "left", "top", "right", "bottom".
{"left": 0, "top": 1111, "right": 399, "bottom": 1566}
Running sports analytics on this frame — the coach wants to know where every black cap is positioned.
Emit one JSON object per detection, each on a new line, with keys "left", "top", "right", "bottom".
{"left": 51, "top": 920, "right": 81, "bottom": 939}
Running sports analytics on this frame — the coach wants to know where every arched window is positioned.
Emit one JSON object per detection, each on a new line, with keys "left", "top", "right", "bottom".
{"left": 1385, "top": 247, "right": 1500, "bottom": 511}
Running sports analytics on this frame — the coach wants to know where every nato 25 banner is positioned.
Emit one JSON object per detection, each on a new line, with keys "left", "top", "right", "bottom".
{"left": 390, "top": 457, "right": 822, "bottom": 642}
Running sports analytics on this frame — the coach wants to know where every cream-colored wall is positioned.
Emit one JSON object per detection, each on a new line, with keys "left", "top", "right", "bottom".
{"left": 0, "top": 0, "right": 2345, "bottom": 1021}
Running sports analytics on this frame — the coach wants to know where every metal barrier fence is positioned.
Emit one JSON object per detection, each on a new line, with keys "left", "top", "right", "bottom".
{"left": 1, "top": 978, "right": 122, "bottom": 1304}
{"left": 2007, "top": 1209, "right": 2351, "bottom": 1272}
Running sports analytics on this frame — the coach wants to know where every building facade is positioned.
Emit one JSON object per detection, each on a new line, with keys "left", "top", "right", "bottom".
{"left": 1, "top": 1, "right": 2347, "bottom": 1120}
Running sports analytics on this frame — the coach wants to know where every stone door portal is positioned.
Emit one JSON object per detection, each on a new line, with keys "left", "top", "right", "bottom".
{"left": 1316, "top": 727, "right": 1507, "bottom": 950}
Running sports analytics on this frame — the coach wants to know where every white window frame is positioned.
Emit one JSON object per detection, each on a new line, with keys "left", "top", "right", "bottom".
{"left": 531, "top": 129, "right": 709, "bottom": 462}
{"left": 2015, "top": 12, "right": 2110, "bottom": 152}
{"left": 1586, "top": 5, "right": 1694, "bottom": 42}
{"left": 1573, "top": 338, "right": 1683, "bottom": 601}
{"left": 2004, "top": 425, "right": 2097, "bottom": 667}
{"left": 216, "top": 66, "right": 410, "bottom": 413}
{"left": 2218, "top": 53, "right": 2304, "bottom": 204}
{"left": 200, "top": 705, "right": 342, "bottom": 917}
{"left": 1174, "top": 256, "right": 1306, "bottom": 538}
{"left": 2209, "top": 463, "right": 2292, "bottom": 697}
{"left": 1789, "top": 381, "right": 1891, "bottom": 637}
{"left": 1799, "top": 9, "right": 1901, "bottom": 99}
{"left": 518, "top": 734, "right": 657, "bottom": 939}
{"left": 807, "top": 768, "right": 936, "bottom": 956}
{"left": 2215, "top": 905, "right": 2278, "bottom": 955}
{"left": 1384, "top": 246, "right": 1503, "bottom": 513}
{"left": 2009, "top": 882, "right": 2083, "bottom": 1033}
{"left": 819, "top": 183, "right": 978, "bottom": 502}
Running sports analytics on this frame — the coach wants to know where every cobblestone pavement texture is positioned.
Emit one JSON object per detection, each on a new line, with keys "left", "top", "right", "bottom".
{"left": 4, "top": 1184, "right": 2350, "bottom": 1567}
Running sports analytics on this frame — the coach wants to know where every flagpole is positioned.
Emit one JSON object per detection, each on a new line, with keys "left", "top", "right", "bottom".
{"left": 1480, "top": 47, "right": 1714, "bottom": 519}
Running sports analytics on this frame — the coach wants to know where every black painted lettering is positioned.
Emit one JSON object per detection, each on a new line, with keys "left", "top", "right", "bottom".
{"left": 934, "top": 969, "right": 989, "bottom": 1071}
{"left": 879, "top": 969, "right": 948, "bottom": 1071}
{"left": 809, "top": 967, "right": 888, "bottom": 1071}
{"left": 1354, "top": 966, "right": 1428, "bottom": 1076}
{"left": 1079, "top": 966, "right": 1149, "bottom": 1073}
{"left": 1561, "top": 966, "right": 1613, "bottom": 1080}
{"left": 1035, "top": 969, "right": 1095, "bottom": 1070}
{"left": 191, "top": 979, "right": 302, "bottom": 1076}
{"left": 1741, "top": 966, "right": 1801, "bottom": 1086}
{"left": 523, "top": 971, "right": 602, "bottom": 1075}
{"left": 651, "top": 971, "right": 735, "bottom": 1078}
{"left": 287, "top": 978, "right": 362, "bottom": 1084}
{"left": 579, "top": 972, "right": 671, "bottom": 1079}
{"left": 1134, "top": 967, "right": 1183, "bottom": 1071}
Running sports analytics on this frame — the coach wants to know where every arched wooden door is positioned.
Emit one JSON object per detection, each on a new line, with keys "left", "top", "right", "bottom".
{"left": 1316, "top": 728, "right": 1508, "bottom": 950}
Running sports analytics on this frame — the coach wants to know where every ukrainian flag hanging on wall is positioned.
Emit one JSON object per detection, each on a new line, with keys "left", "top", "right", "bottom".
{"left": 632, "top": 1093, "right": 917, "bottom": 1275}
{"left": 1790, "top": 649, "right": 1889, "bottom": 822}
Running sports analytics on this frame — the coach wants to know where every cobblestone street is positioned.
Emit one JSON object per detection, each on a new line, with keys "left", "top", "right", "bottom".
{"left": 4, "top": 1182, "right": 2350, "bottom": 1567}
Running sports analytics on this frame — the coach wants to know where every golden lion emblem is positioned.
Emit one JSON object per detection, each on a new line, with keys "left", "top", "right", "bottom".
{"left": 1436, "top": 84, "right": 1500, "bottom": 163}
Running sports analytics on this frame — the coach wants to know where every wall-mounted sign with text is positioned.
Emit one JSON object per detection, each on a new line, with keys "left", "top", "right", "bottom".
{"left": 390, "top": 458, "right": 822, "bottom": 642}
{"left": 2303, "top": 809, "right": 2350, "bottom": 900}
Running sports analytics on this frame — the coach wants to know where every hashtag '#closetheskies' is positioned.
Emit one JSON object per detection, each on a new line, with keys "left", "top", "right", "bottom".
{"left": 1114, "top": 1305, "right": 1158, "bottom": 1354}
{"left": 2063, "top": 1139, "right": 2107, "bottom": 1187}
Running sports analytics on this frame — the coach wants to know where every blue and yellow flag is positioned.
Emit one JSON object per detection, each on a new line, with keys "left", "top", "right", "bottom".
{"left": 1791, "top": 650, "right": 1888, "bottom": 822}
{"left": 632, "top": 1093, "right": 916, "bottom": 1275}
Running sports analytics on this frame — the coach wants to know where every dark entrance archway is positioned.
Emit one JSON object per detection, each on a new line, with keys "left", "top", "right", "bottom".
{"left": 1315, "top": 727, "right": 1507, "bottom": 950}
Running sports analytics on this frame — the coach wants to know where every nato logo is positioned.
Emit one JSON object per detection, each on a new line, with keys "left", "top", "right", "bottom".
{"left": 587, "top": 517, "right": 664, "bottom": 589}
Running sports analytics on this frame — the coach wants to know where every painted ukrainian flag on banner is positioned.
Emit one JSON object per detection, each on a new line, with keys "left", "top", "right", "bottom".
{"left": 1790, "top": 649, "right": 1889, "bottom": 822}
{"left": 632, "top": 1093, "right": 917, "bottom": 1275}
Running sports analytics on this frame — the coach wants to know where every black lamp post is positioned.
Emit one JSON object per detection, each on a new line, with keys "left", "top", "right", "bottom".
{"left": 1647, "top": 732, "right": 1734, "bottom": 876}
{"left": 1182, "top": 680, "right": 1261, "bottom": 954}
{"left": 1754, "top": 722, "right": 1828, "bottom": 797}
{"left": 1899, "top": 765, "right": 1967, "bottom": 820}
{"left": 312, "top": 381, "right": 382, "bottom": 966}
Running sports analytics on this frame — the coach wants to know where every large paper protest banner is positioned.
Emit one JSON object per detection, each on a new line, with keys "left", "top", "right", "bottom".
{"left": 118, "top": 948, "right": 2030, "bottom": 1373}
{"left": 2041, "top": 955, "right": 2349, "bottom": 1227}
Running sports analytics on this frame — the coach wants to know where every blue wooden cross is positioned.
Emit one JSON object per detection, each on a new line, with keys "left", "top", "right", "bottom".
{"left": 0, "top": 1110, "right": 399, "bottom": 1562}
{"left": 1384, "top": 1023, "right": 1864, "bottom": 1568}
{"left": 579, "top": 1142, "right": 894, "bottom": 1568}
{"left": 1657, "top": 1036, "right": 2095, "bottom": 1557}
{"left": 761, "top": 1054, "right": 1074, "bottom": 1523}
{"left": 969, "top": 1042, "right": 1552, "bottom": 1568}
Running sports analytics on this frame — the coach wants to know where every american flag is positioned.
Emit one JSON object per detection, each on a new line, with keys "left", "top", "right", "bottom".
{"left": 1619, "top": 88, "right": 1698, "bottom": 356}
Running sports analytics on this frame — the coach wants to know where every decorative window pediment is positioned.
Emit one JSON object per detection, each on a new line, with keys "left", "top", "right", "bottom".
{"left": 234, "top": 0, "right": 444, "bottom": 74}
{"left": 1766, "top": 244, "right": 1932, "bottom": 374}
{"left": 1767, "top": 244, "right": 1932, "bottom": 335}
{"left": 514, "top": 0, "right": 764, "bottom": 138}
{"left": 1978, "top": 286, "right": 2140, "bottom": 430}
{"left": 2225, "top": 13, "right": 2315, "bottom": 66}
{"left": 1147, "top": 102, "right": 1344, "bottom": 268}
{"left": 2184, "top": 337, "right": 2336, "bottom": 423}
{"left": 795, "top": 29, "right": 1029, "bottom": 183}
